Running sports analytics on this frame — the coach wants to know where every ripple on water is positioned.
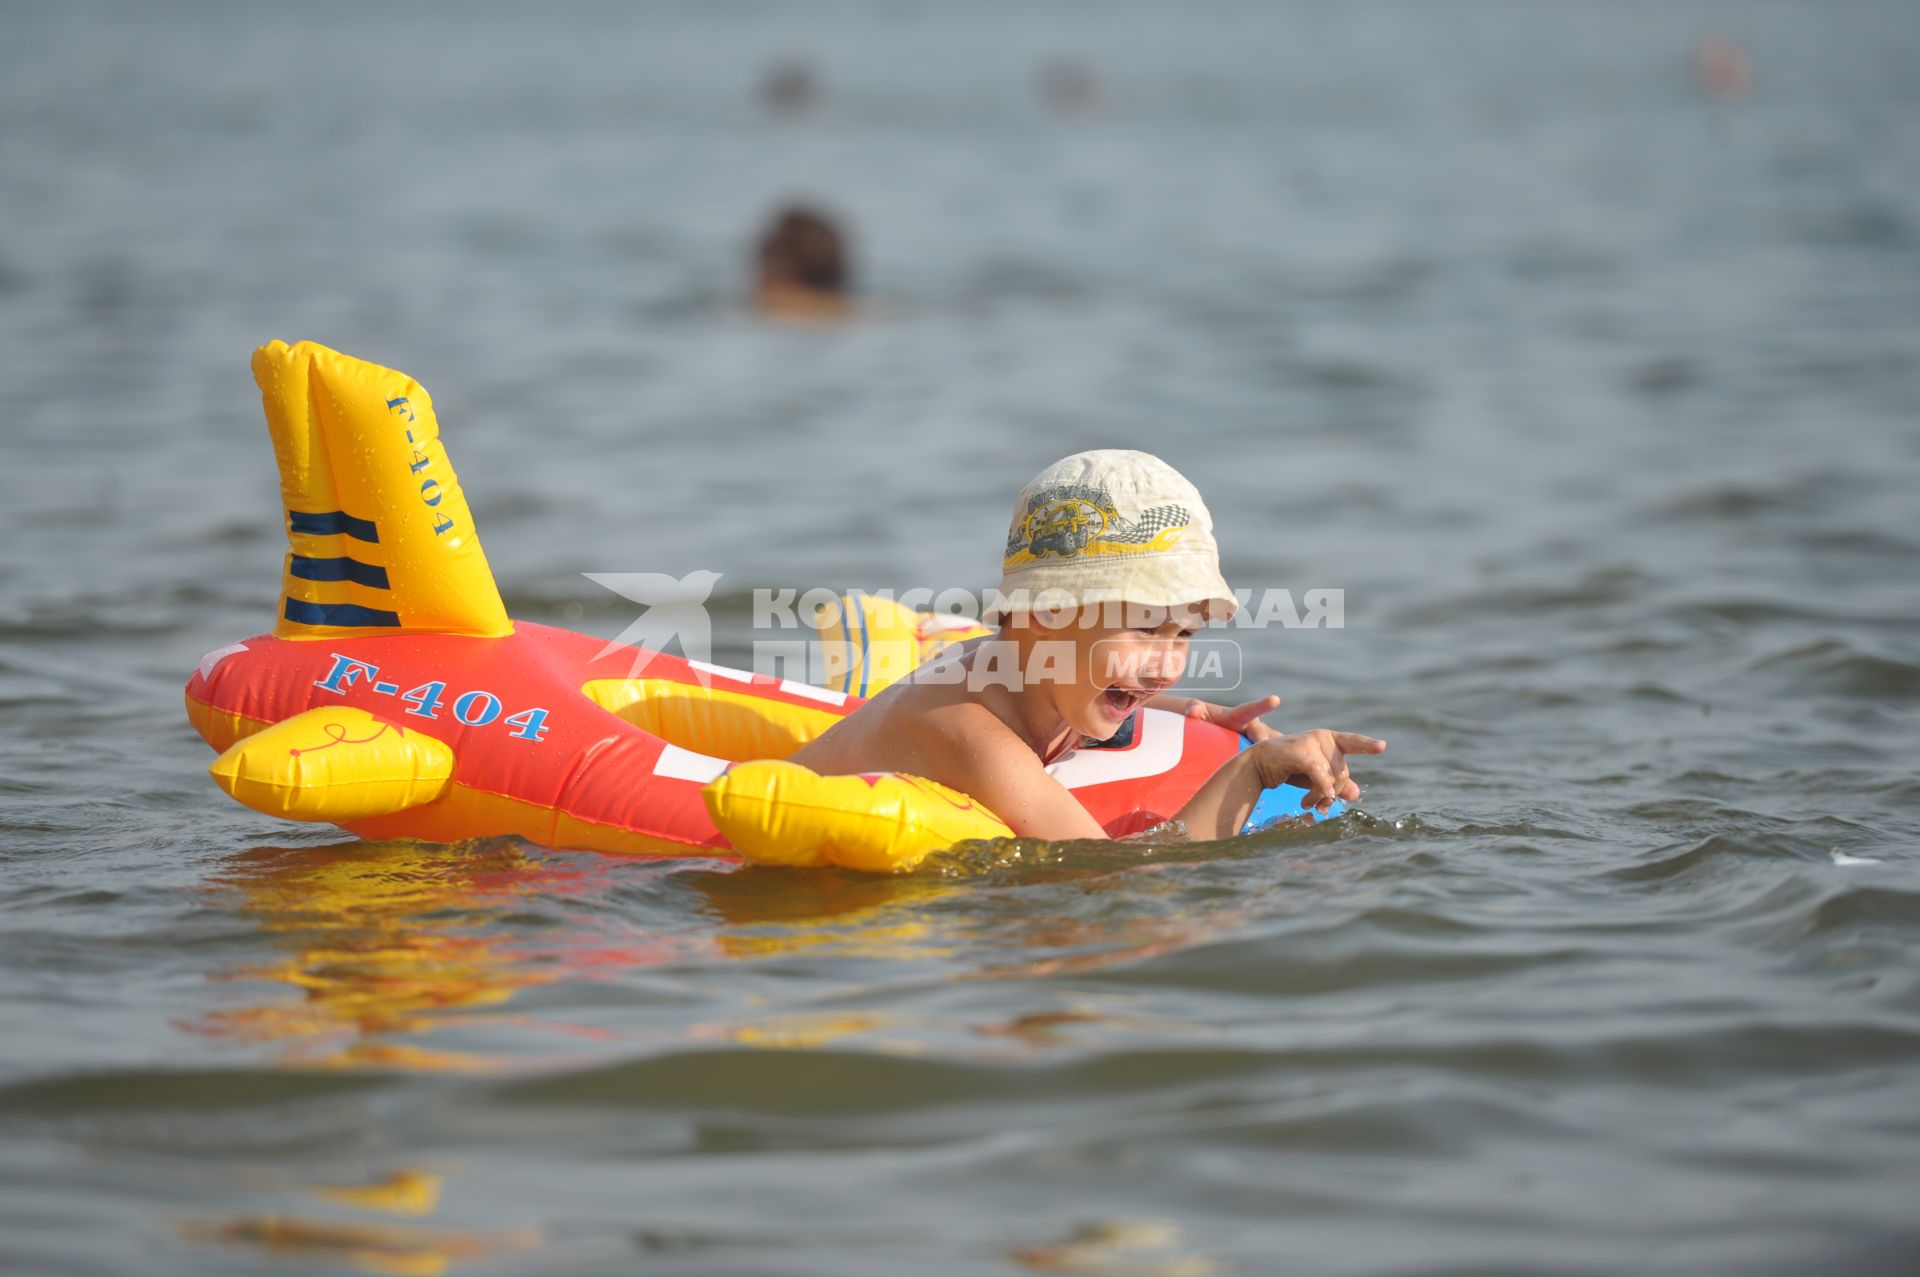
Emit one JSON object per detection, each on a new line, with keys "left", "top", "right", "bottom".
{"left": 492, "top": 1047, "right": 1280, "bottom": 1119}
{"left": 1767, "top": 882, "right": 1920, "bottom": 943}
{"left": 1606, "top": 832, "right": 1828, "bottom": 886}
{"left": 0, "top": 1068, "right": 392, "bottom": 1138}
{"left": 1748, "top": 640, "right": 1920, "bottom": 702}
{"left": 1078, "top": 912, "right": 1592, "bottom": 999}
{"left": 1648, "top": 478, "right": 1834, "bottom": 522}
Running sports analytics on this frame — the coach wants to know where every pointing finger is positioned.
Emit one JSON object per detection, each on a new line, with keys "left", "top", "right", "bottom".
{"left": 1299, "top": 762, "right": 1338, "bottom": 810}
{"left": 1224, "top": 694, "right": 1281, "bottom": 726}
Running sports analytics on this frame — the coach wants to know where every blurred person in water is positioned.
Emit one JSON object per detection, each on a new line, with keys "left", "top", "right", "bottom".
{"left": 1038, "top": 58, "right": 1102, "bottom": 116}
{"left": 760, "top": 58, "right": 822, "bottom": 116}
{"left": 752, "top": 204, "right": 853, "bottom": 319}
{"left": 792, "top": 451, "right": 1385, "bottom": 839}
{"left": 1694, "top": 33, "right": 1752, "bottom": 101}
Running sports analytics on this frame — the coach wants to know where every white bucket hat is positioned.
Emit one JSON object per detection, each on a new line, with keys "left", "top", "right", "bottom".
{"left": 988, "top": 450, "right": 1237, "bottom": 624}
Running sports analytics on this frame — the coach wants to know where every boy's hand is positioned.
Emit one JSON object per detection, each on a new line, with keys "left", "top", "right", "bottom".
{"left": 1248, "top": 730, "right": 1386, "bottom": 813}
{"left": 1182, "top": 693, "right": 1284, "bottom": 742}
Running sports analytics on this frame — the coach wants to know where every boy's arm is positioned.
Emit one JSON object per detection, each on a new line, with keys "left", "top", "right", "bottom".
{"left": 915, "top": 711, "right": 1113, "bottom": 842}
{"left": 916, "top": 711, "right": 1384, "bottom": 845}
{"left": 1146, "top": 693, "right": 1284, "bottom": 742}
{"left": 1171, "top": 729, "right": 1388, "bottom": 840}
{"left": 1166, "top": 751, "right": 1268, "bottom": 840}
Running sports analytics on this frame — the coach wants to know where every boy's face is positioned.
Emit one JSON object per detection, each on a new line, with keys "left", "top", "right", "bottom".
{"left": 1017, "top": 601, "right": 1205, "bottom": 740}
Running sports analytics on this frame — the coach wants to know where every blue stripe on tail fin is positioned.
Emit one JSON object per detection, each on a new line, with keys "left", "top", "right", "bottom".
{"left": 289, "top": 555, "right": 391, "bottom": 588}
{"left": 288, "top": 510, "right": 380, "bottom": 542}
{"left": 283, "top": 599, "right": 401, "bottom": 628}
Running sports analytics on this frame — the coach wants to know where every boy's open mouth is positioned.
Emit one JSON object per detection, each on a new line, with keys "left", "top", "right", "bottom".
{"left": 1101, "top": 686, "right": 1149, "bottom": 718}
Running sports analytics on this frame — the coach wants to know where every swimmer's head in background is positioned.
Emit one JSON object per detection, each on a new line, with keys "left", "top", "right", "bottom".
{"left": 759, "top": 59, "right": 823, "bottom": 116}
{"left": 990, "top": 450, "right": 1237, "bottom": 625}
{"left": 754, "top": 205, "right": 851, "bottom": 310}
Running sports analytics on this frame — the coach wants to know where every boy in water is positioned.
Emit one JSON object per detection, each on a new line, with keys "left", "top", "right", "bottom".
{"left": 792, "top": 451, "right": 1384, "bottom": 840}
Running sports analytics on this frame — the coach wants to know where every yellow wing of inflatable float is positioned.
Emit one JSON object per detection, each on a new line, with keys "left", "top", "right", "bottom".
{"left": 705, "top": 761, "right": 1013, "bottom": 872}
{"left": 208, "top": 706, "right": 456, "bottom": 822}
{"left": 187, "top": 341, "right": 1333, "bottom": 874}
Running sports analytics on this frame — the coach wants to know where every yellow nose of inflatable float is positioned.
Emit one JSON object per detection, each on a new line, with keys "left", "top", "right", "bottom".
{"left": 186, "top": 342, "right": 1333, "bottom": 871}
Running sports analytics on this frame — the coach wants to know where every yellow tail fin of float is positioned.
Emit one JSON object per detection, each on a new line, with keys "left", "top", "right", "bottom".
{"left": 812, "top": 593, "right": 992, "bottom": 697}
{"left": 255, "top": 340, "right": 511, "bottom": 640}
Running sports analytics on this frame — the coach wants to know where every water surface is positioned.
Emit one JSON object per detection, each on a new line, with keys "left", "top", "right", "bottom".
{"left": 3, "top": 2, "right": 1919, "bottom": 1274}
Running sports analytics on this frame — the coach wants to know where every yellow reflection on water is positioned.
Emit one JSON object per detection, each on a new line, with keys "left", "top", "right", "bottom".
{"left": 697, "top": 865, "right": 965, "bottom": 963}
{"left": 183, "top": 839, "right": 624, "bottom": 1071}
{"left": 725, "top": 1010, "right": 896, "bottom": 1049}
{"left": 1010, "top": 1218, "right": 1216, "bottom": 1277}
{"left": 309, "top": 1168, "right": 442, "bottom": 1216}
{"left": 183, "top": 1214, "right": 540, "bottom": 1277}
{"left": 186, "top": 831, "right": 1285, "bottom": 1075}
{"left": 186, "top": 840, "right": 982, "bottom": 1070}
{"left": 178, "top": 1167, "right": 545, "bottom": 1277}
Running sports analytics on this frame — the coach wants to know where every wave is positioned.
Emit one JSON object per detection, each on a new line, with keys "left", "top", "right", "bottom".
{"left": 1748, "top": 641, "right": 1920, "bottom": 701}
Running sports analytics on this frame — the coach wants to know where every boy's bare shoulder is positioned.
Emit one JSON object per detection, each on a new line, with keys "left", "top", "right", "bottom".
{"left": 888, "top": 676, "right": 1107, "bottom": 841}
{"left": 880, "top": 679, "right": 1037, "bottom": 774}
